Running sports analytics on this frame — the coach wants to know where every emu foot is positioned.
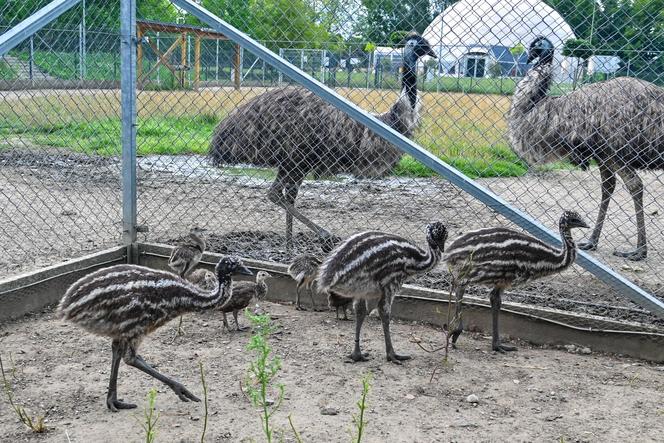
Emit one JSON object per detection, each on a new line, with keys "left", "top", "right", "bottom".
{"left": 295, "top": 305, "right": 307, "bottom": 311}
{"left": 106, "top": 397, "right": 137, "bottom": 412}
{"left": 386, "top": 352, "right": 412, "bottom": 364}
{"left": 170, "top": 383, "right": 200, "bottom": 403}
{"left": 235, "top": 325, "right": 249, "bottom": 332}
{"left": 613, "top": 246, "right": 647, "bottom": 261}
{"left": 578, "top": 239, "right": 598, "bottom": 251}
{"left": 492, "top": 343, "right": 518, "bottom": 353}
{"left": 348, "top": 351, "right": 370, "bottom": 362}
{"left": 450, "top": 328, "right": 463, "bottom": 349}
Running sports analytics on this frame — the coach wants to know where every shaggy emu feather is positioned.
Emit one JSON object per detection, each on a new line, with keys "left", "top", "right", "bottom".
{"left": 209, "top": 33, "right": 435, "bottom": 245}
{"left": 508, "top": 36, "right": 664, "bottom": 261}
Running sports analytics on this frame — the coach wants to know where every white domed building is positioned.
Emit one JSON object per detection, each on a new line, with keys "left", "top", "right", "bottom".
{"left": 422, "top": 0, "right": 576, "bottom": 81}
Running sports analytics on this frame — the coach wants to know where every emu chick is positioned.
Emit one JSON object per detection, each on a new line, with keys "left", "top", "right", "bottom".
{"left": 221, "top": 271, "right": 271, "bottom": 331}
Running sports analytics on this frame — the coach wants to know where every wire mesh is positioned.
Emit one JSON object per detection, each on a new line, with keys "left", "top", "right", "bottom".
{"left": 1, "top": 0, "right": 663, "bottom": 334}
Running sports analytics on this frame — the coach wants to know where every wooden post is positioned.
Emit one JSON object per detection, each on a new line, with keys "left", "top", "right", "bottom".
{"left": 180, "top": 32, "right": 187, "bottom": 88}
{"left": 194, "top": 35, "right": 201, "bottom": 90}
{"left": 136, "top": 25, "right": 143, "bottom": 88}
{"left": 234, "top": 44, "right": 241, "bottom": 90}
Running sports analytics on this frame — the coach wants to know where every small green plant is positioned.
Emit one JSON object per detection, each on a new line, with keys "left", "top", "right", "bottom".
{"left": 288, "top": 414, "right": 303, "bottom": 443}
{"left": 199, "top": 362, "right": 209, "bottom": 443}
{"left": 243, "top": 311, "right": 284, "bottom": 443}
{"left": 351, "top": 373, "right": 372, "bottom": 443}
{"left": 135, "top": 388, "right": 159, "bottom": 443}
{"left": 0, "top": 355, "right": 47, "bottom": 433}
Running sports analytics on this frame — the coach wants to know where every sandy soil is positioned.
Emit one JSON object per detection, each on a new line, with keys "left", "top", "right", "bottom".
{"left": 1, "top": 301, "right": 663, "bottom": 443}
{"left": 0, "top": 149, "right": 662, "bottom": 327}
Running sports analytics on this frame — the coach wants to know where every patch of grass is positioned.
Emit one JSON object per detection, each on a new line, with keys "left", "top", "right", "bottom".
{"left": 0, "top": 355, "right": 47, "bottom": 434}
{"left": 351, "top": 373, "right": 372, "bottom": 443}
{"left": 0, "top": 88, "right": 573, "bottom": 178}
{"left": 0, "top": 60, "right": 17, "bottom": 80}
{"left": 134, "top": 388, "right": 159, "bottom": 443}
{"left": 15, "top": 51, "right": 121, "bottom": 81}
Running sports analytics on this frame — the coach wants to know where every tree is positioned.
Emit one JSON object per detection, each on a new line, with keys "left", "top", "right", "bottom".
{"left": 356, "top": 0, "right": 433, "bottom": 44}
{"left": 563, "top": 38, "right": 593, "bottom": 87}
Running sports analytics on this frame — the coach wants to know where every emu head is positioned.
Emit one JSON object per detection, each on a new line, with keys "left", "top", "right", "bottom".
{"left": 527, "top": 36, "right": 554, "bottom": 65}
{"left": 426, "top": 222, "right": 448, "bottom": 251}
{"left": 403, "top": 33, "right": 437, "bottom": 60}
{"left": 559, "top": 211, "right": 590, "bottom": 230}
{"left": 215, "top": 256, "right": 253, "bottom": 281}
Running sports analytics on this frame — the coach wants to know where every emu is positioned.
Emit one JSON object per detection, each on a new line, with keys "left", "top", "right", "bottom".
{"left": 287, "top": 253, "right": 322, "bottom": 311}
{"left": 328, "top": 291, "right": 352, "bottom": 321}
{"left": 221, "top": 270, "right": 271, "bottom": 331}
{"left": 209, "top": 33, "right": 435, "bottom": 246}
{"left": 318, "top": 223, "right": 447, "bottom": 363}
{"left": 57, "top": 256, "right": 252, "bottom": 411}
{"left": 186, "top": 268, "right": 217, "bottom": 290}
{"left": 508, "top": 36, "right": 664, "bottom": 261}
{"left": 445, "top": 211, "right": 588, "bottom": 352}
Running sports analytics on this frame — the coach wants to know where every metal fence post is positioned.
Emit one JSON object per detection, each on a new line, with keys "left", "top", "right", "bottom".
{"left": 29, "top": 36, "right": 34, "bottom": 83}
{"left": 120, "top": 0, "right": 138, "bottom": 261}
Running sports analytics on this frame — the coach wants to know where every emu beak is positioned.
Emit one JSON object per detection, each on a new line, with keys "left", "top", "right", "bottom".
{"left": 235, "top": 265, "right": 253, "bottom": 276}
{"left": 573, "top": 219, "right": 590, "bottom": 229}
{"left": 427, "top": 47, "right": 437, "bottom": 58}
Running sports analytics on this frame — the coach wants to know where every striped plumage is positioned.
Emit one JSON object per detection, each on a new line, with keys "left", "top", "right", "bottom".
{"left": 318, "top": 222, "right": 447, "bottom": 363}
{"left": 444, "top": 211, "right": 588, "bottom": 352}
{"left": 220, "top": 271, "right": 271, "bottom": 332}
{"left": 209, "top": 34, "right": 435, "bottom": 246}
{"left": 288, "top": 253, "right": 322, "bottom": 311}
{"left": 168, "top": 227, "right": 206, "bottom": 277}
{"left": 508, "top": 36, "right": 664, "bottom": 261}
{"left": 57, "top": 256, "right": 252, "bottom": 411}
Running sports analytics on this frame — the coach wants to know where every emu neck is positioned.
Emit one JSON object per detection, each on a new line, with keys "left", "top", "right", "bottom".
{"left": 182, "top": 276, "right": 232, "bottom": 312}
{"left": 553, "top": 224, "right": 577, "bottom": 272}
{"left": 402, "top": 51, "right": 418, "bottom": 109}
{"left": 190, "top": 233, "right": 206, "bottom": 252}
{"left": 511, "top": 60, "right": 553, "bottom": 114}
{"left": 407, "top": 240, "right": 442, "bottom": 274}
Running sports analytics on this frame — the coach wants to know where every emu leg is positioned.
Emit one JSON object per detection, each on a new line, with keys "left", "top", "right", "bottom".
{"left": 614, "top": 167, "right": 647, "bottom": 260}
{"left": 342, "top": 303, "right": 350, "bottom": 321}
{"left": 222, "top": 312, "right": 231, "bottom": 332}
{"left": 124, "top": 345, "right": 200, "bottom": 403}
{"left": 233, "top": 310, "right": 248, "bottom": 331}
{"left": 450, "top": 285, "right": 466, "bottom": 349}
{"left": 579, "top": 164, "right": 616, "bottom": 251}
{"left": 349, "top": 299, "right": 370, "bottom": 362}
{"left": 489, "top": 288, "right": 517, "bottom": 353}
{"left": 267, "top": 168, "right": 333, "bottom": 241}
{"left": 295, "top": 283, "right": 305, "bottom": 311}
{"left": 308, "top": 287, "right": 317, "bottom": 311}
{"left": 106, "top": 340, "right": 136, "bottom": 412}
{"left": 378, "top": 293, "right": 411, "bottom": 363}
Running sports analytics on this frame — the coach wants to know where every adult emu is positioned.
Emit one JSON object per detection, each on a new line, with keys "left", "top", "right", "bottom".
{"left": 508, "top": 36, "right": 664, "bottom": 261}
{"left": 209, "top": 33, "right": 435, "bottom": 245}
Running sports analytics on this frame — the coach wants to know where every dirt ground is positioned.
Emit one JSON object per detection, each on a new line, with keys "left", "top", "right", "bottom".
{"left": 0, "top": 149, "right": 662, "bottom": 328}
{"left": 1, "top": 301, "right": 663, "bottom": 443}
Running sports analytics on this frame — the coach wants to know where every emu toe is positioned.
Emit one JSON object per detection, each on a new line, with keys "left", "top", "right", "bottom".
{"left": 613, "top": 247, "right": 647, "bottom": 261}
{"left": 387, "top": 352, "right": 412, "bottom": 364}
{"left": 492, "top": 343, "right": 518, "bottom": 353}
{"left": 348, "top": 351, "right": 370, "bottom": 362}
{"left": 107, "top": 398, "right": 137, "bottom": 412}
{"left": 577, "top": 239, "right": 598, "bottom": 251}
{"left": 171, "top": 383, "right": 200, "bottom": 403}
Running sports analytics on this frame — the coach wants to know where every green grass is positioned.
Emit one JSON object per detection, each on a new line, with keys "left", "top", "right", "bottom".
{"left": 0, "top": 60, "right": 17, "bottom": 80}
{"left": 15, "top": 51, "right": 121, "bottom": 81}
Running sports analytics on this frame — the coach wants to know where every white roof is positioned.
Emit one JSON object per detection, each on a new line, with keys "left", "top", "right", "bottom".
{"left": 423, "top": 0, "right": 575, "bottom": 50}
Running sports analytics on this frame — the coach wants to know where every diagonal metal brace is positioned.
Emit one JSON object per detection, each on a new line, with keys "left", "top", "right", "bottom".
{"left": 169, "top": 0, "right": 664, "bottom": 319}
{"left": 0, "top": 0, "right": 81, "bottom": 57}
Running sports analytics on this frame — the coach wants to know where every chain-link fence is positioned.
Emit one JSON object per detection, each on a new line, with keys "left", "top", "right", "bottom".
{"left": 2, "top": 0, "right": 663, "bottom": 334}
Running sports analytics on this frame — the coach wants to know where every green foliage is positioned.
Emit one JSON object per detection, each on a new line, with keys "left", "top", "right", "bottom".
{"left": 356, "top": 0, "right": 432, "bottom": 44}
{"left": 562, "top": 38, "right": 594, "bottom": 60}
{"left": 351, "top": 373, "right": 372, "bottom": 443}
{"left": 509, "top": 43, "right": 526, "bottom": 57}
{"left": 0, "top": 355, "right": 47, "bottom": 434}
{"left": 0, "top": 60, "right": 17, "bottom": 80}
{"left": 135, "top": 388, "right": 159, "bottom": 443}
{"left": 243, "top": 311, "right": 284, "bottom": 443}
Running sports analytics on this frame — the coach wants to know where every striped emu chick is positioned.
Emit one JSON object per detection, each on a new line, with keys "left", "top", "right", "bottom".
{"left": 168, "top": 226, "right": 207, "bottom": 278}
{"left": 328, "top": 292, "right": 352, "bottom": 321}
{"left": 445, "top": 211, "right": 588, "bottom": 353}
{"left": 287, "top": 253, "right": 322, "bottom": 311}
{"left": 57, "top": 256, "right": 252, "bottom": 412}
{"left": 221, "top": 271, "right": 271, "bottom": 331}
{"left": 318, "top": 223, "right": 447, "bottom": 363}
{"left": 187, "top": 268, "right": 217, "bottom": 291}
